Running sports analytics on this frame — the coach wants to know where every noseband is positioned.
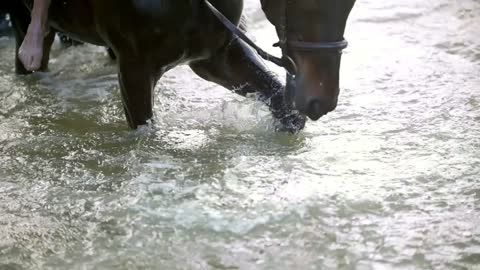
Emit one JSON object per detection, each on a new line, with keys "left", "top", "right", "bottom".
{"left": 202, "top": 0, "right": 348, "bottom": 75}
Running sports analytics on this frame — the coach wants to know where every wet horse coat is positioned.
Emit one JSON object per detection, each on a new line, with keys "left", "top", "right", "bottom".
{"left": 8, "top": 0, "right": 304, "bottom": 130}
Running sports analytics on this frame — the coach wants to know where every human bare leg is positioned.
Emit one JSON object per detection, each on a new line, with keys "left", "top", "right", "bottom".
{"left": 18, "top": 0, "right": 51, "bottom": 71}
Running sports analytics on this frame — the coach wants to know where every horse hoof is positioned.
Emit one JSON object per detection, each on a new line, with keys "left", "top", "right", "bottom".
{"left": 275, "top": 111, "right": 306, "bottom": 134}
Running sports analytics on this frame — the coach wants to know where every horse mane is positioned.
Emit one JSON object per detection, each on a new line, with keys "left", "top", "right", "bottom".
{"left": 239, "top": 15, "right": 247, "bottom": 33}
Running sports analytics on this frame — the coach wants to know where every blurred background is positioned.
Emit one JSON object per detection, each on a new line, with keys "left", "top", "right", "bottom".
{"left": 0, "top": 0, "right": 479, "bottom": 269}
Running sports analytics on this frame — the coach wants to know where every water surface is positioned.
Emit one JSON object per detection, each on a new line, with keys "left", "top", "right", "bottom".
{"left": 0, "top": 0, "right": 479, "bottom": 269}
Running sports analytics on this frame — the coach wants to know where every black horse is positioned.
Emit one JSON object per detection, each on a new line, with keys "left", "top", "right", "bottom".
{"left": 4, "top": 0, "right": 355, "bottom": 132}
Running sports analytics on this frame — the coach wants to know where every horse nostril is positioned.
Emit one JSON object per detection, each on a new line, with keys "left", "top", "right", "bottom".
{"left": 307, "top": 99, "right": 328, "bottom": 121}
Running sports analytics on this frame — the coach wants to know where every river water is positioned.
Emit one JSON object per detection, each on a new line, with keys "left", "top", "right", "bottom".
{"left": 0, "top": 0, "right": 479, "bottom": 269}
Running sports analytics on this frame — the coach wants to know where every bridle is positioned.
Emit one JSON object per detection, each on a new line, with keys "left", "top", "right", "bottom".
{"left": 202, "top": 0, "right": 348, "bottom": 75}
{"left": 202, "top": 0, "right": 348, "bottom": 107}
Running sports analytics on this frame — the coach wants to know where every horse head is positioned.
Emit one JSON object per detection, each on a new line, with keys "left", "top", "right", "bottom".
{"left": 261, "top": 0, "right": 355, "bottom": 120}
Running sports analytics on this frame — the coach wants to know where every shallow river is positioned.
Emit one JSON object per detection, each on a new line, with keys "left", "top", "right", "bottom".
{"left": 1, "top": 0, "right": 479, "bottom": 269}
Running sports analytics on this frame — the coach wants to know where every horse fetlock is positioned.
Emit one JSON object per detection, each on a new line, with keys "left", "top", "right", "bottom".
{"left": 274, "top": 111, "right": 306, "bottom": 133}
{"left": 266, "top": 90, "right": 306, "bottom": 133}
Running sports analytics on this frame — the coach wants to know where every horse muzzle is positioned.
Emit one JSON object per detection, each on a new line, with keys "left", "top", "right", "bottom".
{"left": 286, "top": 70, "right": 339, "bottom": 121}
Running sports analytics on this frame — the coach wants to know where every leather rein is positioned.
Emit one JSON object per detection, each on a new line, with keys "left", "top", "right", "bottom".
{"left": 202, "top": 0, "right": 348, "bottom": 76}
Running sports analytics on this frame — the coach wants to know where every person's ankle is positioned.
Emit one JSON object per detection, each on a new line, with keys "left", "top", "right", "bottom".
{"left": 26, "top": 27, "right": 46, "bottom": 41}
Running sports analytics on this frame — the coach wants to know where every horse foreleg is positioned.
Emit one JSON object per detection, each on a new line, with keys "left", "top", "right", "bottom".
{"left": 39, "top": 29, "right": 55, "bottom": 71}
{"left": 118, "top": 57, "right": 156, "bottom": 129}
{"left": 10, "top": 6, "right": 31, "bottom": 74}
{"left": 189, "top": 39, "right": 306, "bottom": 132}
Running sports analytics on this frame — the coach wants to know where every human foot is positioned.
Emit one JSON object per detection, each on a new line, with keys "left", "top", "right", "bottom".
{"left": 18, "top": 26, "right": 45, "bottom": 71}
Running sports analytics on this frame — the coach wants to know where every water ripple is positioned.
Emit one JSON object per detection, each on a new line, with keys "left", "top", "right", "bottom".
{"left": 0, "top": 0, "right": 479, "bottom": 269}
